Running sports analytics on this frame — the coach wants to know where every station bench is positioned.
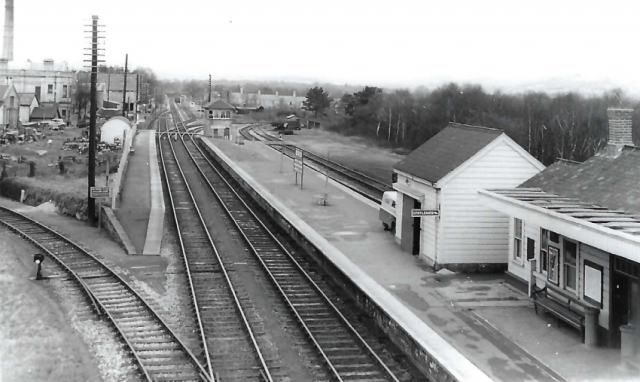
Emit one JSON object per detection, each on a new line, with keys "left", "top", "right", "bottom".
{"left": 533, "top": 285, "right": 585, "bottom": 342}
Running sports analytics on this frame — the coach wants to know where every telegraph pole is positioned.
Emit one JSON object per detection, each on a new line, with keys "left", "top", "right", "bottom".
{"left": 122, "top": 53, "right": 128, "bottom": 117}
{"left": 208, "top": 74, "right": 211, "bottom": 103}
{"left": 85, "top": 15, "right": 104, "bottom": 226}
{"left": 135, "top": 73, "right": 139, "bottom": 122}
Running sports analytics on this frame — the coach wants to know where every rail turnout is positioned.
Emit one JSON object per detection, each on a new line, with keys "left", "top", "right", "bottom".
{"left": 0, "top": 207, "right": 212, "bottom": 382}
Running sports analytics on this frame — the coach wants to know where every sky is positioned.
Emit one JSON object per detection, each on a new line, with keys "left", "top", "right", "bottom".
{"left": 5, "top": 0, "right": 640, "bottom": 93}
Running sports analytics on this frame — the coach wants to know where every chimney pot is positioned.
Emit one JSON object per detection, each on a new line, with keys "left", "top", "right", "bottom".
{"left": 607, "top": 107, "right": 634, "bottom": 147}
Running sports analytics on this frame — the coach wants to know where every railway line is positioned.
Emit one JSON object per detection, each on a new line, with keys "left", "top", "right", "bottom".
{"left": 168, "top": 103, "right": 424, "bottom": 382}
{"left": 158, "top": 112, "right": 275, "bottom": 382}
{"left": 0, "top": 207, "right": 212, "bottom": 382}
{"left": 237, "top": 123, "right": 391, "bottom": 203}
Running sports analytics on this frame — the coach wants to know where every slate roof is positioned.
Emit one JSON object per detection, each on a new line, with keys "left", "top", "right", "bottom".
{"left": 520, "top": 147, "right": 640, "bottom": 215}
{"left": 30, "top": 103, "right": 60, "bottom": 119}
{"left": 203, "top": 99, "right": 236, "bottom": 110}
{"left": 19, "top": 93, "right": 36, "bottom": 106}
{"left": 98, "top": 109, "right": 123, "bottom": 119}
{"left": 0, "top": 85, "right": 9, "bottom": 98}
{"left": 393, "top": 123, "right": 503, "bottom": 183}
{"left": 488, "top": 188, "right": 640, "bottom": 236}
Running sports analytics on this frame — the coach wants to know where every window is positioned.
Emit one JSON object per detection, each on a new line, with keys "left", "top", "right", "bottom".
{"left": 527, "top": 238, "right": 535, "bottom": 260}
{"left": 564, "top": 240, "right": 577, "bottom": 291}
{"left": 540, "top": 229, "right": 549, "bottom": 273}
{"left": 548, "top": 246, "right": 559, "bottom": 284}
{"left": 61, "top": 109, "right": 66, "bottom": 117}
{"left": 47, "top": 84, "right": 53, "bottom": 94}
{"left": 9, "top": 96, "right": 14, "bottom": 107}
{"left": 513, "top": 218, "right": 523, "bottom": 261}
{"left": 63, "top": 85, "right": 68, "bottom": 99}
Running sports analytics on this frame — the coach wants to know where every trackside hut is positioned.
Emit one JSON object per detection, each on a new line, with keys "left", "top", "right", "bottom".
{"left": 479, "top": 108, "right": 640, "bottom": 351}
{"left": 392, "top": 123, "right": 544, "bottom": 271}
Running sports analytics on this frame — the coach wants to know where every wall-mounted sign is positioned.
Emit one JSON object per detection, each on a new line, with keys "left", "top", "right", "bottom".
{"left": 583, "top": 260, "right": 603, "bottom": 308}
{"left": 411, "top": 209, "right": 439, "bottom": 217}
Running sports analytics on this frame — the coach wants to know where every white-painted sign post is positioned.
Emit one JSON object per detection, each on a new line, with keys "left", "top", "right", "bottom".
{"left": 293, "top": 148, "right": 303, "bottom": 189}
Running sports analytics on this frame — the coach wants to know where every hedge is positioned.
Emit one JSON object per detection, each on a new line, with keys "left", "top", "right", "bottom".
{"left": 0, "top": 177, "right": 94, "bottom": 221}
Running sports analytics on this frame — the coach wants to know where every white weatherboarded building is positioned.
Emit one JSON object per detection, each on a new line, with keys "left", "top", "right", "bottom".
{"left": 392, "top": 123, "right": 545, "bottom": 271}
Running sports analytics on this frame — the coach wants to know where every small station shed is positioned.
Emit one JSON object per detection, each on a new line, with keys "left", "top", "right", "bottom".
{"left": 203, "top": 99, "right": 236, "bottom": 138}
{"left": 392, "top": 123, "right": 544, "bottom": 271}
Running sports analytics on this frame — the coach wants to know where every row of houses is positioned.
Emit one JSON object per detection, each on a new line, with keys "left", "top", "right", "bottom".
{"left": 0, "top": 60, "right": 146, "bottom": 130}
{"left": 391, "top": 108, "right": 640, "bottom": 354}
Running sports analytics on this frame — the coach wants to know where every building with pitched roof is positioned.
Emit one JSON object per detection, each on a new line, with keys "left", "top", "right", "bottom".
{"left": 392, "top": 123, "right": 544, "bottom": 270}
{"left": 479, "top": 108, "right": 640, "bottom": 353}
{"left": 78, "top": 72, "right": 138, "bottom": 117}
{"left": 202, "top": 99, "right": 235, "bottom": 138}
{"left": 0, "top": 83, "right": 18, "bottom": 129}
{"left": 17, "top": 92, "right": 38, "bottom": 122}
{"left": 30, "top": 103, "right": 61, "bottom": 121}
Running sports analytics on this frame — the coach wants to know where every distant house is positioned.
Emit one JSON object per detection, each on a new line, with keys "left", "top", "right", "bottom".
{"left": 392, "top": 123, "right": 545, "bottom": 271}
{"left": 30, "top": 103, "right": 62, "bottom": 121}
{"left": 480, "top": 108, "right": 640, "bottom": 351}
{"left": 0, "top": 84, "right": 20, "bottom": 129}
{"left": 18, "top": 93, "right": 39, "bottom": 122}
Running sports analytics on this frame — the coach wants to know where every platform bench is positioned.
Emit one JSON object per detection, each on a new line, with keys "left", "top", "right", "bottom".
{"left": 533, "top": 286, "right": 585, "bottom": 341}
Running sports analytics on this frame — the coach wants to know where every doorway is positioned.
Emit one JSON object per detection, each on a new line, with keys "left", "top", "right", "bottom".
{"left": 412, "top": 199, "right": 422, "bottom": 256}
{"left": 611, "top": 272, "right": 630, "bottom": 348}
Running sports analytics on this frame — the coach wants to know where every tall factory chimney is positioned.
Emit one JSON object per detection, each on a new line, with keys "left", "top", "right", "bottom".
{"left": 2, "top": 0, "right": 13, "bottom": 61}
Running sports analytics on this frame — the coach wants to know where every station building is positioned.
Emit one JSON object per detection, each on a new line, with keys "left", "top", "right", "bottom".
{"left": 479, "top": 108, "right": 640, "bottom": 352}
{"left": 392, "top": 123, "right": 544, "bottom": 270}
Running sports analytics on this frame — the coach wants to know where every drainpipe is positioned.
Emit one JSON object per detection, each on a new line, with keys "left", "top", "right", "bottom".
{"left": 434, "top": 187, "right": 441, "bottom": 267}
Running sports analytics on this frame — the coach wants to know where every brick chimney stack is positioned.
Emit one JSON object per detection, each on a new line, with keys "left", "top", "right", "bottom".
{"left": 607, "top": 108, "right": 634, "bottom": 146}
{"left": 2, "top": 0, "right": 13, "bottom": 61}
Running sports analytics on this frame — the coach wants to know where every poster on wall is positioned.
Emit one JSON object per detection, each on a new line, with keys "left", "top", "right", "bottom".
{"left": 584, "top": 261, "right": 603, "bottom": 308}
{"left": 548, "top": 246, "right": 559, "bottom": 284}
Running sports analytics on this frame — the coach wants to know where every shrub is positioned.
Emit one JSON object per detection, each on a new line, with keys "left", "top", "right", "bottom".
{"left": 0, "top": 177, "right": 92, "bottom": 221}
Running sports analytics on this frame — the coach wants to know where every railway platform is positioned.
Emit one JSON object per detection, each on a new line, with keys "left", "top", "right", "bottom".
{"left": 114, "top": 129, "right": 164, "bottom": 255}
{"left": 198, "top": 130, "right": 634, "bottom": 382}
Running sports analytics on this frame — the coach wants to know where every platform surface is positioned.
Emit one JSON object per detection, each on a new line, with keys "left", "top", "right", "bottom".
{"left": 114, "top": 130, "right": 152, "bottom": 254}
{"left": 202, "top": 128, "right": 635, "bottom": 382}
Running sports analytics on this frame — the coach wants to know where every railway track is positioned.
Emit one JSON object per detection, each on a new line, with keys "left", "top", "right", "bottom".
{"left": 276, "top": 144, "right": 391, "bottom": 203}
{"left": 0, "top": 207, "right": 212, "bottom": 382}
{"left": 235, "top": 121, "right": 391, "bottom": 203}
{"left": 159, "top": 113, "right": 275, "bottom": 382}
{"left": 170, "top": 105, "right": 410, "bottom": 382}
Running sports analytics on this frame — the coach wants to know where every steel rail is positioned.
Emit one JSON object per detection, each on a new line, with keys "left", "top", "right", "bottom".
{"left": 171, "top": 108, "right": 401, "bottom": 382}
{"left": 157, "top": 114, "right": 215, "bottom": 382}
{"left": 0, "top": 207, "right": 212, "bottom": 382}
{"left": 162, "top": 111, "right": 275, "bottom": 382}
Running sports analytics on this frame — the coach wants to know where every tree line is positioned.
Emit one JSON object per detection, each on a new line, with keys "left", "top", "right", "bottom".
{"left": 329, "top": 83, "right": 639, "bottom": 165}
